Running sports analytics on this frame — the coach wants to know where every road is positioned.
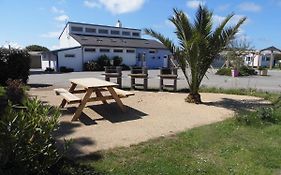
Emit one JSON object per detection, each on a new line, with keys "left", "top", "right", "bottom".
{"left": 28, "top": 69, "right": 281, "bottom": 92}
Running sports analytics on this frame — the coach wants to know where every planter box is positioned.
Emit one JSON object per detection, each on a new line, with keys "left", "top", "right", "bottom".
{"left": 231, "top": 69, "right": 239, "bottom": 77}
{"left": 259, "top": 69, "right": 268, "bottom": 76}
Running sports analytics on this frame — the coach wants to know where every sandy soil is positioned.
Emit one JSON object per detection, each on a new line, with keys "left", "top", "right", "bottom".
{"left": 29, "top": 88, "right": 269, "bottom": 157}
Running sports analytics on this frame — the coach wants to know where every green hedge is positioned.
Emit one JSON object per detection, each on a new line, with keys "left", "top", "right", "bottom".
{"left": 0, "top": 48, "right": 30, "bottom": 85}
{"left": 216, "top": 66, "right": 257, "bottom": 76}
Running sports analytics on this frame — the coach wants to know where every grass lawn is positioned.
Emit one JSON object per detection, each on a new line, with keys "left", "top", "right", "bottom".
{"left": 60, "top": 88, "right": 281, "bottom": 175}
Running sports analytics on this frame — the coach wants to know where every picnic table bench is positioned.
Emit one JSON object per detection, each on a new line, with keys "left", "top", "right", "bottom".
{"left": 54, "top": 78, "right": 134, "bottom": 121}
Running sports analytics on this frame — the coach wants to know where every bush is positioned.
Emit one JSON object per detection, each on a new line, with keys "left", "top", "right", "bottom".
{"left": 60, "top": 66, "right": 74, "bottom": 73}
{"left": 5, "top": 79, "right": 26, "bottom": 105}
{"left": 216, "top": 67, "right": 232, "bottom": 76}
{"left": 84, "top": 60, "right": 99, "bottom": 71}
{"left": 237, "top": 106, "right": 281, "bottom": 126}
{"left": 45, "top": 67, "right": 55, "bottom": 72}
{"left": 96, "top": 55, "right": 110, "bottom": 70}
{"left": 120, "top": 64, "right": 130, "bottom": 70}
{"left": 238, "top": 66, "right": 257, "bottom": 76}
{"left": 112, "top": 56, "right": 123, "bottom": 66}
{"left": 0, "top": 48, "right": 30, "bottom": 85}
{"left": 0, "top": 98, "right": 65, "bottom": 175}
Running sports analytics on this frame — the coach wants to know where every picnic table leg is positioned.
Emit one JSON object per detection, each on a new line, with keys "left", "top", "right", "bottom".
{"left": 60, "top": 83, "right": 77, "bottom": 108}
{"left": 94, "top": 88, "right": 108, "bottom": 104}
{"left": 71, "top": 88, "right": 93, "bottom": 121}
{"left": 107, "top": 87, "right": 126, "bottom": 112}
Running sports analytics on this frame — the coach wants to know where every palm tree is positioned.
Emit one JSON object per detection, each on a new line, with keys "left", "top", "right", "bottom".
{"left": 144, "top": 6, "right": 246, "bottom": 104}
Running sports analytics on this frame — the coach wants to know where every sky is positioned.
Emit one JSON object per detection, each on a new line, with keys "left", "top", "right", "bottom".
{"left": 0, "top": 0, "right": 281, "bottom": 50}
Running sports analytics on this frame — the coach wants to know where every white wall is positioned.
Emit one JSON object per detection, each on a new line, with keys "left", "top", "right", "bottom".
{"left": 57, "top": 48, "right": 83, "bottom": 71}
{"left": 59, "top": 25, "right": 80, "bottom": 49}
{"left": 41, "top": 53, "right": 57, "bottom": 71}
{"left": 83, "top": 47, "right": 137, "bottom": 66}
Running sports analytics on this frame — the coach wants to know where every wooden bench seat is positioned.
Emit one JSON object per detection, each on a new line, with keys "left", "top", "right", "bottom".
{"left": 100, "top": 87, "right": 134, "bottom": 98}
{"left": 54, "top": 88, "right": 81, "bottom": 104}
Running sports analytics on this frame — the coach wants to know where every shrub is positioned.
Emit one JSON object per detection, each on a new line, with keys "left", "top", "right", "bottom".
{"left": 0, "top": 48, "right": 30, "bottom": 85}
{"left": 120, "top": 64, "right": 130, "bottom": 70}
{"left": 60, "top": 66, "right": 74, "bottom": 73}
{"left": 5, "top": 79, "right": 26, "bottom": 105}
{"left": 96, "top": 55, "right": 110, "bottom": 70}
{"left": 237, "top": 106, "right": 281, "bottom": 126}
{"left": 0, "top": 98, "right": 64, "bottom": 175}
{"left": 112, "top": 56, "right": 123, "bottom": 66}
{"left": 45, "top": 67, "right": 55, "bottom": 72}
{"left": 216, "top": 67, "right": 232, "bottom": 76}
{"left": 238, "top": 66, "right": 257, "bottom": 76}
{"left": 84, "top": 60, "right": 99, "bottom": 71}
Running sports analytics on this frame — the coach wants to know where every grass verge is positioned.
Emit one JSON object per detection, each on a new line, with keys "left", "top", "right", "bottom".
{"left": 58, "top": 88, "right": 281, "bottom": 175}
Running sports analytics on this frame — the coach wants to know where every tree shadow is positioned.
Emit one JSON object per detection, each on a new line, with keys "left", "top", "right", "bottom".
{"left": 87, "top": 102, "right": 148, "bottom": 123}
{"left": 203, "top": 98, "right": 271, "bottom": 114}
{"left": 28, "top": 83, "right": 53, "bottom": 88}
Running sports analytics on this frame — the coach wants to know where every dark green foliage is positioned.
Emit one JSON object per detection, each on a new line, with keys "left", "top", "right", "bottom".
{"left": 25, "top": 45, "right": 49, "bottom": 52}
{"left": 5, "top": 79, "right": 26, "bottom": 105}
{"left": 60, "top": 66, "right": 74, "bottom": 73}
{"left": 216, "top": 67, "right": 232, "bottom": 76}
{"left": 216, "top": 66, "right": 256, "bottom": 76}
{"left": 238, "top": 66, "right": 257, "bottom": 76}
{"left": 0, "top": 98, "right": 63, "bottom": 175}
{"left": 84, "top": 55, "right": 113, "bottom": 71}
{"left": 84, "top": 60, "right": 99, "bottom": 71}
{"left": 112, "top": 56, "right": 123, "bottom": 66}
{"left": 45, "top": 67, "right": 55, "bottom": 72}
{"left": 258, "top": 66, "right": 267, "bottom": 70}
{"left": 0, "top": 48, "right": 30, "bottom": 85}
{"left": 120, "top": 64, "right": 130, "bottom": 70}
{"left": 96, "top": 55, "right": 110, "bottom": 70}
{"left": 145, "top": 6, "right": 246, "bottom": 103}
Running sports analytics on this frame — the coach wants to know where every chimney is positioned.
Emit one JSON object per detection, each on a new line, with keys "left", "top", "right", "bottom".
{"left": 116, "top": 20, "right": 122, "bottom": 28}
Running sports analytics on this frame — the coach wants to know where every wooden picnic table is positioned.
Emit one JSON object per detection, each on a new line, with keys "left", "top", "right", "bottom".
{"left": 56, "top": 78, "right": 134, "bottom": 121}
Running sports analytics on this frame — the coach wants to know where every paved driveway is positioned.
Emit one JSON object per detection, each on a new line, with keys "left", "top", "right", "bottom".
{"left": 28, "top": 69, "right": 281, "bottom": 92}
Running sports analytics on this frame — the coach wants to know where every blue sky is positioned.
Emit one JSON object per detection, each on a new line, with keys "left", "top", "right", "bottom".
{"left": 0, "top": 0, "right": 281, "bottom": 50}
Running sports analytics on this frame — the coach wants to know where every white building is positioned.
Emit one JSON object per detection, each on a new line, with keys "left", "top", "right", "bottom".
{"left": 42, "top": 21, "right": 170, "bottom": 71}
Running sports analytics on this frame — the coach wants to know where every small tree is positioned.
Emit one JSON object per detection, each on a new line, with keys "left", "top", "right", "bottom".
{"left": 25, "top": 45, "right": 49, "bottom": 52}
{"left": 224, "top": 38, "right": 252, "bottom": 69}
{"left": 145, "top": 6, "right": 246, "bottom": 103}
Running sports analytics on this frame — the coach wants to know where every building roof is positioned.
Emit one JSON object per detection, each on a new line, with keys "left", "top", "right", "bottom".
{"left": 260, "top": 46, "right": 281, "bottom": 53}
{"left": 58, "top": 21, "right": 141, "bottom": 39}
{"left": 70, "top": 34, "right": 168, "bottom": 50}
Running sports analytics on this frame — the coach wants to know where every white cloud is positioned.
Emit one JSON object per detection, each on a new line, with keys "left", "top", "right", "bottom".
{"left": 40, "top": 31, "right": 61, "bottom": 38}
{"left": 51, "top": 45, "right": 60, "bottom": 50}
{"left": 84, "top": 0, "right": 101, "bottom": 8}
{"left": 51, "top": 6, "right": 64, "bottom": 14}
{"left": 186, "top": 0, "right": 205, "bottom": 9}
{"left": 213, "top": 14, "right": 248, "bottom": 26}
{"left": 84, "top": 0, "right": 145, "bottom": 14}
{"left": 55, "top": 14, "right": 69, "bottom": 22}
{"left": 2, "top": 41, "right": 23, "bottom": 49}
{"left": 217, "top": 4, "right": 230, "bottom": 11}
{"left": 238, "top": 2, "right": 261, "bottom": 12}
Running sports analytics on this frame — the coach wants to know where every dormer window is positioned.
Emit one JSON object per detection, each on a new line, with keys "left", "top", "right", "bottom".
{"left": 71, "top": 26, "right": 83, "bottom": 32}
{"left": 85, "top": 28, "right": 96, "bottom": 33}
{"left": 122, "top": 31, "right": 130, "bottom": 36}
{"left": 98, "top": 29, "right": 108, "bottom": 34}
{"left": 132, "top": 32, "right": 140, "bottom": 37}
{"left": 111, "top": 30, "right": 120, "bottom": 35}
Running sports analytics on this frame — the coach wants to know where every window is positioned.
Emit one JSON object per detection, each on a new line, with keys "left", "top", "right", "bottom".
{"left": 113, "top": 49, "right": 123, "bottom": 53}
{"left": 85, "top": 28, "right": 96, "bottom": 33}
{"left": 84, "top": 48, "right": 96, "bottom": 52}
{"left": 98, "top": 29, "right": 108, "bottom": 34}
{"left": 71, "top": 26, "right": 83, "bottom": 32}
{"left": 65, "top": 54, "right": 75, "bottom": 58}
{"left": 100, "top": 48, "right": 110, "bottom": 53}
{"left": 111, "top": 30, "right": 120, "bottom": 35}
{"left": 149, "top": 50, "right": 156, "bottom": 54}
{"left": 122, "top": 31, "right": 130, "bottom": 36}
{"left": 127, "top": 49, "right": 135, "bottom": 53}
{"left": 132, "top": 32, "right": 140, "bottom": 37}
